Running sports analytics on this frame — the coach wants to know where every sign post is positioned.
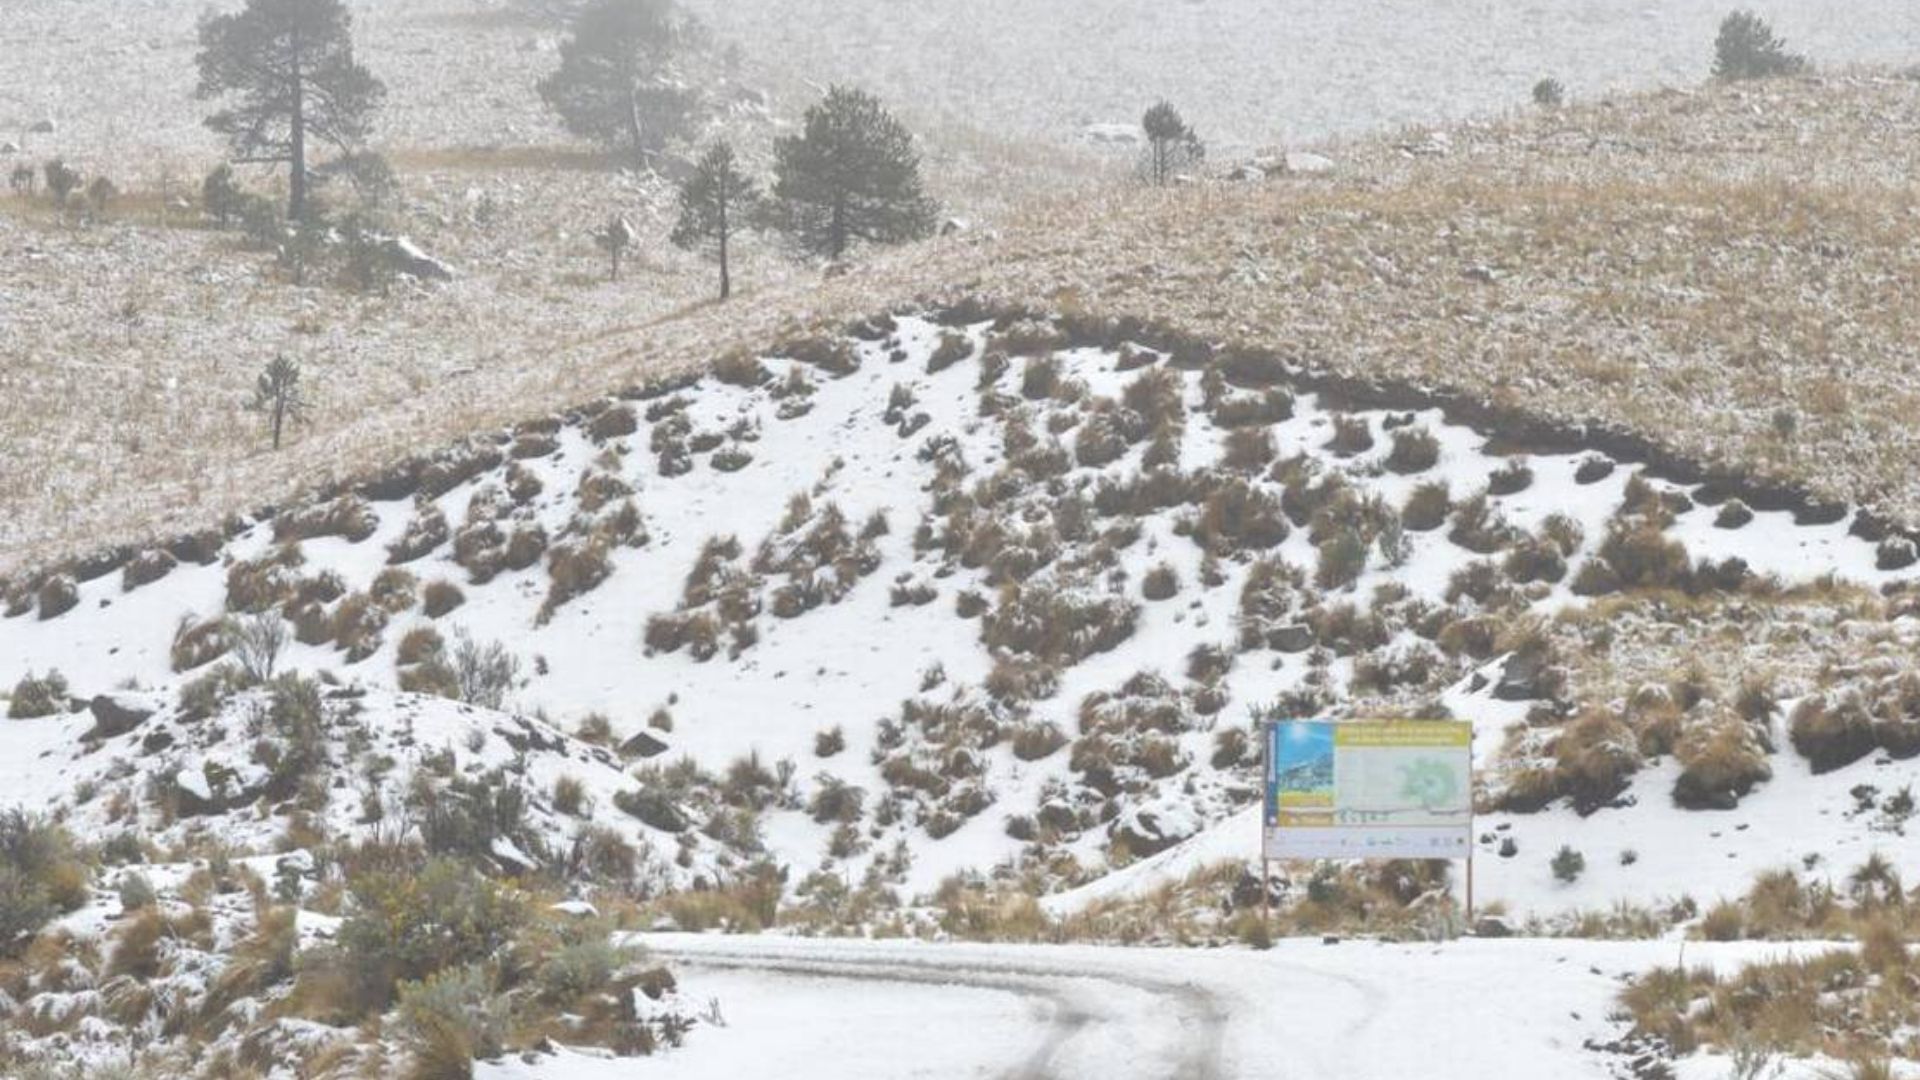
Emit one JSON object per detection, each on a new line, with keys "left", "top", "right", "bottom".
{"left": 1262, "top": 719, "right": 1475, "bottom": 925}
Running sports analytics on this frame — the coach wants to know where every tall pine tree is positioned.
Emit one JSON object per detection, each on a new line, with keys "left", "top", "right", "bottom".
{"left": 771, "top": 87, "right": 937, "bottom": 261}
{"left": 195, "top": 0, "right": 385, "bottom": 221}
{"left": 537, "top": 0, "right": 703, "bottom": 168}
{"left": 670, "top": 141, "right": 758, "bottom": 300}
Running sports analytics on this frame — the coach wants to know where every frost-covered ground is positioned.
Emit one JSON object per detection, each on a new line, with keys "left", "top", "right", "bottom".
{"left": 487, "top": 933, "right": 1859, "bottom": 1080}
{"left": 690, "top": 0, "right": 1920, "bottom": 152}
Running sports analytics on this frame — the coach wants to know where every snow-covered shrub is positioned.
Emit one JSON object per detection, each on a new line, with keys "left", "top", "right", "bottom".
{"left": 1553, "top": 708, "right": 1642, "bottom": 815}
{"left": 1326, "top": 415, "right": 1373, "bottom": 456}
{"left": 1385, "top": 426, "right": 1440, "bottom": 473}
{"left": 1790, "top": 692, "right": 1877, "bottom": 774}
{"left": 453, "top": 632, "right": 520, "bottom": 709}
{"left": 274, "top": 495, "right": 378, "bottom": 544}
{"left": 1673, "top": 709, "right": 1773, "bottom": 810}
{"left": 7, "top": 669, "right": 67, "bottom": 719}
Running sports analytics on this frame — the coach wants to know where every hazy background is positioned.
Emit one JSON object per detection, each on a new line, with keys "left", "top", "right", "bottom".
{"left": 688, "top": 0, "right": 1920, "bottom": 152}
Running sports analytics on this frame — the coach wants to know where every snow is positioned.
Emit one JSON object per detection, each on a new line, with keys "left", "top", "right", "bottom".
{"left": 533, "top": 932, "right": 1839, "bottom": 1080}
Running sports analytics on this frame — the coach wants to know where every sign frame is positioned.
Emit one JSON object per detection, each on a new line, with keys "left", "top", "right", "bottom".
{"left": 1258, "top": 718, "right": 1476, "bottom": 925}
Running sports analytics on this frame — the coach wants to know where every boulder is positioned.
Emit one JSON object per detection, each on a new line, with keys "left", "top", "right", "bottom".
{"left": 381, "top": 237, "right": 454, "bottom": 281}
{"left": 1473, "top": 915, "right": 1515, "bottom": 938}
{"left": 70, "top": 697, "right": 140, "bottom": 746}
{"left": 1110, "top": 799, "right": 1200, "bottom": 858}
{"left": 1271, "top": 624, "right": 1315, "bottom": 654}
{"left": 618, "top": 729, "right": 670, "bottom": 759}
{"left": 29, "top": 118, "right": 55, "bottom": 134}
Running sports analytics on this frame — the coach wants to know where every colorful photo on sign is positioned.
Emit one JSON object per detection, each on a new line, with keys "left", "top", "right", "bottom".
{"left": 1271, "top": 720, "right": 1335, "bottom": 812}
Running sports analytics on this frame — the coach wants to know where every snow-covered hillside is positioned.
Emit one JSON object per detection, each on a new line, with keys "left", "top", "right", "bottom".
{"left": 7, "top": 304, "right": 1918, "bottom": 914}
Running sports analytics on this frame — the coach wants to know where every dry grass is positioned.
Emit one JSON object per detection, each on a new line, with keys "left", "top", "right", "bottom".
{"left": 7, "top": 75, "right": 1920, "bottom": 590}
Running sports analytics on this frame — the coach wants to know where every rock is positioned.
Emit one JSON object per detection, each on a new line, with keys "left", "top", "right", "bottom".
{"left": 619, "top": 730, "right": 670, "bottom": 759}
{"left": 1493, "top": 650, "right": 1549, "bottom": 701}
{"left": 1271, "top": 624, "right": 1315, "bottom": 654}
{"left": 29, "top": 118, "right": 55, "bottom": 134}
{"left": 1083, "top": 122, "right": 1140, "bottom": 146}
{"left": 1110, "top": 799, "right": 1200, "bottom": 858}
{"left": 381, "top": 236, "right": 454, "bottom": 281}
{"left": 1473, "top": 915, "right": 1514, "bottom": 938}
{"left": 940, "top": 217, "right": 970, "bottom": 236}
{"left": 0, "top": 142, "right": 17, "bottom": 155}
{"left": 1266, "top": 151, "right": 1335, "bottom": 177}
{"left": 88, "top": 691, "right": 155, "bottom": 734}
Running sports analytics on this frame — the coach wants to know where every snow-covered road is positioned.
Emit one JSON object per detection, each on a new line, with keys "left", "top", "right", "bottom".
{"left": 477, "top": 934, "right": 1833, "bottom": 1080}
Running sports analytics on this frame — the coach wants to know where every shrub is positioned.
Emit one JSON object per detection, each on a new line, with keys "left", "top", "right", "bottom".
{"left": 8, "top": 669, "right": 67, "bottom": 719}
{"left": 36, "top": 574, "right": 78, "bottom": 619}
{"left": 332, "top": 858, "right": 525, "bottom": 1013}
{"left": 395, "top": 964, "right": 509, "bottom": 1078}
{"left": 422, "top": 579, "right": 465, "bottom": 619}
{"left": 808, "top": 776, "right": 866, "bottom": 824}
{"left": 0, "top": 811, "right": 86, "bottom": 953}
{"left": 1596, "top": 523, "right": 1692, "bottom": 591}
{"left": 1011, "top": 722, "right": 1068, "bottom": 761}
{"left": 814, "top": 726, "right": 846, "bottom": 758}
{"left": 1385, "top": 427, "right": 1439, "bottom": 473}
{"left": 1790, "top": 693, "right": 1876, "bottom": 773}
{"left": 229, "top": 612, "right": 291, "bottom": 682}
{"left": 452, "top": 632, "right": 520, "bottom": 709}
{"left": 1314, "top": 529, "right": 1368, "bottom": 591}
{"left": 1487, "top": 458, "right": 1533, "bottom": 496}
{"left": 1326, "top": 415, "right": 1373, "bottom": 456}
{"left": 1551, "top": 845, "right": 1586, "bottom": 883}
{"left": 1532, "top": 77, "right": 1566, "bottom": 108}
{"left": 1402, "top": 482, "right": 1451, "bottom": 532}
{"left": 553, "top": 775, "right": 587, "bottom": 817}
{"left": 1713, "top": 10, "right": 1807, "bottom": 81}
{"left": 172, "top": 616, "right": 231, "bottom": 672}
{"left": 1555, "top": 709, "right": 1641, "bottom": 814}
{"left": 1221, "top": 427, "right": 1275, "bottom": 471}
{"left": 1141, "top": 563, "right": 1180, "bottom": 601}
{"left": 1673, "top": 712, "right": 1773, "bottom": 809}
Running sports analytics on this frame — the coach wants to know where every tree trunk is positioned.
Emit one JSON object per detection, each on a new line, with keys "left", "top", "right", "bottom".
{"left": 829, "top": 194, "right": 846, "bottom": 260}
{"left": 271, "top": 399, "right": 285, "bottom": 450}
{"left": 717, "top": 184, "right": 731, "bottom": 300}
{"left": 289, "top": 29, "right": 307, "bottom": 221}
{"left": 627, "top": 87, "right": 647, "bottom": 169}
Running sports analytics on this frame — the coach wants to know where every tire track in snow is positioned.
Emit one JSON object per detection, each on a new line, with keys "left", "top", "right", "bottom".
{"left": 650, "top": 941, "right": 1231, "bottom": 1079}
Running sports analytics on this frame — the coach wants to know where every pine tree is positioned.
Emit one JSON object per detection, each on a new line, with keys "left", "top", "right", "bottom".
{"left": 770, "top": 87, "right": 937, "bottom": 261}
{"left": 249, "top": 355, "right": 310, "bottom": 450}
{"left": 1713, "top": 11, "right": 1807, "bottom": 81}
{"left": 194, "top": 0, "right": 386, "bottom": 221}
{"left": 670, "top": 141, "right": 758, "bottom": 299}
{"left": 1141, "top": 102, "right": 1203, "bottom": 186}
{"left": 537, "top": 0, "right": 704, "bottom": 168}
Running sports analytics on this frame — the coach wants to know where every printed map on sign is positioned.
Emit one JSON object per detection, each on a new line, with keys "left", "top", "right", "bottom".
{"left": 1264, "top": 720, "right": 1472, "bottom": 861}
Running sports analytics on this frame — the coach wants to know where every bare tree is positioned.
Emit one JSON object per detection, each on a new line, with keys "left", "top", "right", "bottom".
{"left": 228, "top": 612, "right": 290, "bottom": 683}
{"left": 593, "top": 214, "right": 635, "bottom": 281}
{"left": 249, "top": 354, "right": 310, "bottom": 450}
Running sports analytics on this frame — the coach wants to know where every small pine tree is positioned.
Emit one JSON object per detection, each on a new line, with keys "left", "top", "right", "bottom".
{"left": 43, "top": 159, "right": 80, "bottom": 209}
{"left": 670, "top": 140, "right": 759, "bottom": 299}
{"left": 1713, "top": 10, "right": 1807, "bottom": 81}
{"left": 1551, "top": 845, "right": 1586, "bottom": 883}
{"left": 250, "top": 354, "right": 310, "bottom": 450}
{"left": 85, "top": 176, "right": 117, "bottom": 220}
{"left": 1532, "top": 77, "right": 1566, "bottom": 109}
{"left": 1141, "top": 101, "right": 1204, "bottom": 186}
{"left": 203, "top": 164, "right": 243, "bottom": 226}
{"left": 770, "top": 86, "right": 937, "bottom": 261}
